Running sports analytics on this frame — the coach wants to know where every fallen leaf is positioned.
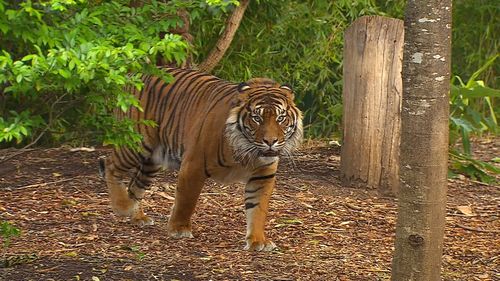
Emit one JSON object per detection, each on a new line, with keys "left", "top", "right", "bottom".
{"left": 339, "top": 221, "right": 354, "bottom": 226}
{"left": 124, "top": 265, "right": 133, "bottom": 271}
{"left": 61, "top": 199, "right": 78, "bottom": 207}
{"left": 279, "top": 218, "right": 303, "bottom": 225}
{"left": 157, "top": 192, "right": 175, "bottom": 200}
{"left": 64, "top": 251, "right": 78, "bottom": 257}
{"left": 300, "top": 202, "right": 314, "bottom": 209}
{"left": 84, "top": 235, "right": 98, "bottom": 241}
{"left": 81, "top": 211, "right": 99, "bottom": 217}
{"left": 70, "top": 147, "right": 95, "bottom": 152}
{"left": 52, "top": 172, "right": 62, "bottom": 177}
{"left": 456, "top": 205, "right": 474, "bottom": 216}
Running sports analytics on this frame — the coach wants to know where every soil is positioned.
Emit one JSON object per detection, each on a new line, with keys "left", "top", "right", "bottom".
{"left": 0, "top": 140, "right": 498, "bottom": 281}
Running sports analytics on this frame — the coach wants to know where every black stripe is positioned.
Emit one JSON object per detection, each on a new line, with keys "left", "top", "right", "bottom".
{"left": 194, "top": 83, "right": 237, "bottom": 142}
{"left": 134, "top": 178, "right": 149, "bottom": 189}
{"left": 115, "top": 150, "right": 137, "bottom": 169}
{"left": 127, "top": 189, "right": 141, "bottom": 201}
{"left": 245, "top": 186, "right": 264, "bottom": 193}
{"left": 98, "top": 158, "right": 106, "bottom": 178}
{"left": 245, "top": 196, "right": 256, "bottom": 201}
{"left": 255, "top": 161, "right": 276, "bottom": 169}
{"left": 141, "top": 167, "right": 161, "bottom": 175}
{"left": 141, "top": 142, "right": 153, "bottom": 154}
{"left": 248, "top": 174, "right": 275, "bottom": 183}
{"left": 143, "top": 76, "right": 163, "bottom": 113}
{"left": 164, "top": 71, "right": 203, "bottom": 154}
{"left": 204, "top": 157, "right": 211, "bottom": 178}
{"left": 217, "top": 137, "right": 230, "bottom": 168}
{"left": 245, "top": 202, "right": 259, "bottom": 210}
{"left": 114, "top": 165, "right": 131, "bottom": 174}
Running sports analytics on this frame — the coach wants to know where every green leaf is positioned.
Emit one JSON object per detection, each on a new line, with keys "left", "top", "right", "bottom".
{"left": 58, "top": 68, "right": 71, "bottom": 78}
{"left": 450, "top": 117, "right": 475, "bottom": 133}
{"left": 459, "top": 84, "right": 500, "bottom": 98}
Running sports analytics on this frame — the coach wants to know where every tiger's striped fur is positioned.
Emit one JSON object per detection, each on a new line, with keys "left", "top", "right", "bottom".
{"left": 101, "top": 67, "right": 303, "bottom": 251}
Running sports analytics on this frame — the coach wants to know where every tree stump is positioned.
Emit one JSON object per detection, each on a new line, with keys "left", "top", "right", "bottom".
{"left": 340, "top": 16, "right": 404, "bottom": 196}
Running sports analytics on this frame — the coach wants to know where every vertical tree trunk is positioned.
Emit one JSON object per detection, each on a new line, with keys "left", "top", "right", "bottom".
{"left": 391, "top": 1, "right": 452, "bottom": 280}
{"left": 340, "top": 16, "right": 404, "bottom": 196}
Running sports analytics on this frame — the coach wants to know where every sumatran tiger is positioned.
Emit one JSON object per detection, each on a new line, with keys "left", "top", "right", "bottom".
{"left": 99, "top": 67, "right": 303, "bottom": 251}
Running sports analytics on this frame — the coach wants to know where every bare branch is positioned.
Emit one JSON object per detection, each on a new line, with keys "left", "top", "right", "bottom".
{"left": 197, "top": 0, "right": 250, "bottom": 73}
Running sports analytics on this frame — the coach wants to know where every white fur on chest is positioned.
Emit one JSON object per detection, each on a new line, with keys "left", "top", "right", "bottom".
{"left": 212, "top": 156, "right": 278, "bottom": 185}
{"left": 213, "top": 167, "right": 252, "bottom": 184}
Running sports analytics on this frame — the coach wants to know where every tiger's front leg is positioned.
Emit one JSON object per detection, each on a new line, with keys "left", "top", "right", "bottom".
{"left": 244, "top": 171, "right": 278, "bottom": 251}
{"left": 167, "top": 161, "right": 206, "bottom": 238}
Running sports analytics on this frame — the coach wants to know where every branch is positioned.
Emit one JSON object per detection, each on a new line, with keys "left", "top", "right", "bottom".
{"left": 197, "top": 0, "right": 250, "bottom": 73}
{"left": 456, "top": 223, "right": 500, "bottom": 233}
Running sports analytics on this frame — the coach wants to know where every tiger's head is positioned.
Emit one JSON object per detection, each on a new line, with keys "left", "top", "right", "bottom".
{"left": 226, "top": 78, "right": 303, "bottom": 165}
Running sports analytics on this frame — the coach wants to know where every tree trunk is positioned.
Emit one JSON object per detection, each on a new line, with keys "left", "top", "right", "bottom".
{"left": 340, "top": 16, "right": 404, "bottom": 196}
{"left": 197, "top": 0, "right": 250, "bottom": 73}
{"left": 391, "top": 1, "right": 451, "bottom": 280}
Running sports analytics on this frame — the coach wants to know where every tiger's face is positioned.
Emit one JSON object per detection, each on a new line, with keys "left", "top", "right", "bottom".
{"left": 226, "top": 78, "right": 303, "bottom": 165}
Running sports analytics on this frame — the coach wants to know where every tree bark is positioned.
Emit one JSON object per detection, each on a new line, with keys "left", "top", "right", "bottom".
{"left": 340, "top": 16, "right": 404, "bottom": 196}
{"left": 197, "top": 0, "right": 250, "bottom": 73}
{"left": 391, "top": 1, "right": 452, "bottom": 280}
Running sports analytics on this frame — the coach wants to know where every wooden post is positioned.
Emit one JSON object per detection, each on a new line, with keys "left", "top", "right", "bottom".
{"left": 340, "top": 16, "right": 404, "bottom": 196}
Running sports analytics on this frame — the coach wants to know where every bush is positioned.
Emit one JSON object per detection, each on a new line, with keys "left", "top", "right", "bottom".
{"left": 449, "top": 55, "right": 499, "bottom": 183}
{"left": 0, "top": 0, "right": 201, "bottom": 148}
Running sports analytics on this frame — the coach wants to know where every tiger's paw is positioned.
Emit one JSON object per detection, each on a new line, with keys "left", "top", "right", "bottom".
{"left": 244, "top": 239, "right": 277, "bottom": 251}
{"left": 167, "top": 224, "right": 194, "bottom": 238}
{"left": 130, "top": 213, "right": 154, "bottom": 227}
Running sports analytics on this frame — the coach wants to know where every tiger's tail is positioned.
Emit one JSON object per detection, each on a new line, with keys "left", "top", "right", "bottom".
{"left": 98, "top": 156, "right": 106, "bottom": 178}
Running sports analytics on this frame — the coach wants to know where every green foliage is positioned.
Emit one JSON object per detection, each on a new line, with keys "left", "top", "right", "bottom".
{"left": 0, "top": 0, "right": 189, "bottom": 148}
{"left": 0, "top": 221, "right": 21, "bottom": 248}
{"left": 449, "top": 55, "right": 499, "bottom": 183}
{"left": 0, "top": 110, "right": 44, "bottom": 143}
{"left": 195, "top": 0, "right": 388, "bottom": 138}
{"left": 449, "top": 149, "right": 499, "bottom": 184}
{"left": 1, "top": 221, "right": 22, "bottom": 268}
{"left": 122, "top": 245, "right": 146, "bottom": 260}
{"left": 450, "top": 55, "right": 499, "bottom": 151}
{"left": 453, "top": 0, "right": 498, "bottom": 88}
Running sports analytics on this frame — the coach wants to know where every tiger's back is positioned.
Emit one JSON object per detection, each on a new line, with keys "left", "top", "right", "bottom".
{"left": 123, "top": 68, "right": 236, "bottom": 169}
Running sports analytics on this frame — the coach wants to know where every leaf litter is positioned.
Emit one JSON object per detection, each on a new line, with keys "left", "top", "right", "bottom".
{"left": 0, "top": 140, "right": 498, "bottom": 280}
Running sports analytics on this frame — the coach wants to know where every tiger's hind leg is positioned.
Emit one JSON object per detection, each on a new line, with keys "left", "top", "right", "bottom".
{"left": 101, "top": 148, "right": 161, "bottom": 226}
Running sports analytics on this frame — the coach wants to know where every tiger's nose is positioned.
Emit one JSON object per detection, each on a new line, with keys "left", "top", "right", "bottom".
{"left": 263, "top": 137, "right": 278, "bottom": 147}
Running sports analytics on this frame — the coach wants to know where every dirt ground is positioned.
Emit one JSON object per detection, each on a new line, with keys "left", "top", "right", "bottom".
{"left": 0, "top": 140, "right": 498, "bottom": 281}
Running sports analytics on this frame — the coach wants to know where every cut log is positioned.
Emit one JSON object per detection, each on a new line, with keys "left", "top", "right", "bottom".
{"left": 340, "top": 16, "right": 404, "bottom": 196}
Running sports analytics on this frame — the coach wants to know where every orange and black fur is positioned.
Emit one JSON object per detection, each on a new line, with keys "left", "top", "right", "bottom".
{"left": 100, "top": 67, "right": 303, "bottom": 251}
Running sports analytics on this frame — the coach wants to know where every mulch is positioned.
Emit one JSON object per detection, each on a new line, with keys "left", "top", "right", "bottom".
{"left": 0, "top": 140, "right": 498, "bottom": 281}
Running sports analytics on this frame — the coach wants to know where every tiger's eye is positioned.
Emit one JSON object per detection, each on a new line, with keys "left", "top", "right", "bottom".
{"left": 251, "top": 115, "right": 261, "bottom": 123}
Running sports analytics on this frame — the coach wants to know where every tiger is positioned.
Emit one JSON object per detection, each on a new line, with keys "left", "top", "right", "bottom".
{"left": 99, "top": 67, "right": 303, "bottom": 251}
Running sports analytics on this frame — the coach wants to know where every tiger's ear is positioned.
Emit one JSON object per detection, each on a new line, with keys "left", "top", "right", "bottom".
{"left": 238, "top": 82, "right": 251, "bottom": 92}
{"left": 232, "top": 82, "right": 250, "bottom": 107}
{"left": 280, "top": 84, "right": 294, "bottom": 100}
